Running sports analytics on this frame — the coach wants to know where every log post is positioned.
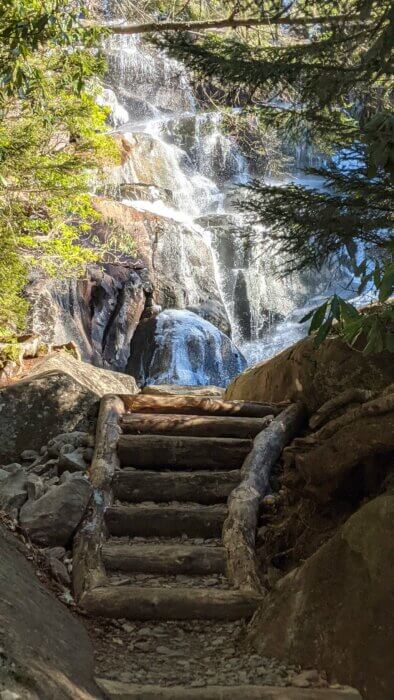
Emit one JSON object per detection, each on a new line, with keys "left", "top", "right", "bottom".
{"left": 72, "top": 394, "right": 125, "bottom": 602}
{"left": 222, "top": 402, "right": 306, "bottom": 593}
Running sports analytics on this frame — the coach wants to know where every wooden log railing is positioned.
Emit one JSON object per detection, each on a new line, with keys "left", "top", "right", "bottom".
{"left": 222, "top": 402, "right": 306, "bottom": 593}
{"left": 72, "top": 394, "right": 125, "bottom": 602}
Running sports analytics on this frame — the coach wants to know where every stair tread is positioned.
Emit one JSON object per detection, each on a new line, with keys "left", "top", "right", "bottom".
{"left": 97, "top": 679, "right": 362, "bottom": 700}
{"left": 120, "top": 413, "right": 271, "bottom": 438}
{"left": 82, "top": 585, "right": 261, "bottom": 621}
{"left": 121, "top": 394, "right": 282, "bottom": 418}
{"left": 102, "top": 542, "right": 227, "bottom": 576}
{"left": 114, "top": 469, "right": 240, "bottom": 504}
{"left": 118, "top": 435, "right": 251, "bottom": 471}
{"left": 106, "top": 572, "right": 230, "bottom": 589}
{"left": 106, "top": 503, "right": 227, "bottom": 539}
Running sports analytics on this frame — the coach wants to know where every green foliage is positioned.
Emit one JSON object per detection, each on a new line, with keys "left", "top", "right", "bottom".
{"left": 0, "top": 0, "right": 119, "bottom": 334}
{"left": 301, "top": 294, "right": 393, "bottom": 354}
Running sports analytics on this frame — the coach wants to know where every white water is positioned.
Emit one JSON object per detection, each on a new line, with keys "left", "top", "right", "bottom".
{"left": 101, "top": 27, "right": 357, "bottom": 366}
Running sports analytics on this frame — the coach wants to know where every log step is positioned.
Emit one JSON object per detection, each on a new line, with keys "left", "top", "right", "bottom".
{"left": 122, "top": 395, "right": 282, "bottom": 417}
{"left": 102, "top": 543, "right": 226, "bottom": 575}
{"left": 117, "top": 435, "right": 252, "bottom": 470}
{"left": 106, "top": 504, "right": 227, "bottom": 538}
{"left": 82, "top": 585, "right": 261, "bottom": 621}
{"left": 98, "top": 679, "right": 362, "bottom": 700}
{"left": 120, "top": 413, "right": 272, "bottom": 438}
{"left": 113, "top": 469, "right": 241, "bottom": 504}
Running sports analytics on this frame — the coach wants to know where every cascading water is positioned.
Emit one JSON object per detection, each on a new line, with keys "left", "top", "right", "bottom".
{"left": 99, "top": 18, "right": 357, "bottom": 370}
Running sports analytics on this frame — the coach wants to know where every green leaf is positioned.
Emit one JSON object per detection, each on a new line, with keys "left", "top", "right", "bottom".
{"left": 314, "top": 316, "right": 333, "bottom": 347}
{"left": 378, "top": 269, "right": 394, "bottom": 303}
{"left": 364, "top": 319, "right": 384, "bottom": 354}
{"left": 338, "top": 298, "right": 359, "bottom": 322}
{"left": 309, "top": 301, "right": 328, "bottom": 333}
{"left": 300, "top": 308, "right": 315, "bottom": 324}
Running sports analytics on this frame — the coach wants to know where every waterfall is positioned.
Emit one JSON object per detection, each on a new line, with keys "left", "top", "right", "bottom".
{"left": 98, "top": 19, "right": 357, "bottom": 366}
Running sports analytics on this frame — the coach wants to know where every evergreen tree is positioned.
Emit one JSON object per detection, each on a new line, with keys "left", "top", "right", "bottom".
{"left": 0, "top": 0, "right": 118, "bottom": 337}
{"left": 157, "top": 0, "right": 393, "bottom": 352}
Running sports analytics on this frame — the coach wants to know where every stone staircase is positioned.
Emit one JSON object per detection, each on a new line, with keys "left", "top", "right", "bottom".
{"left": 73, "top": 392, "right": 362, "bottom": 700}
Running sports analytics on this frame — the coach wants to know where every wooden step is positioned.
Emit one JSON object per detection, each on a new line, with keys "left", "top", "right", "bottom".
{"left": 82, "top": 585, "right": 261, "bottom": 621}
{"left": 102, "top": 543, "right": 226, "bottom": 575}
{"left": 98, "top": 679, "right": 362, "bottom": 699}
{"left": 122, "top": 395, "right": 282, "bottom": 417}
{"left": 120, "top": 413, "right": 271, "bottom": 438}
{"left": 106, "top": 504, "right": 227, "bottom": 538}
{"left": 117, "top": 435, "right": 252, "bottom": 470}
{"left": 113, "top": 469, "right": 241, "bottom": 504}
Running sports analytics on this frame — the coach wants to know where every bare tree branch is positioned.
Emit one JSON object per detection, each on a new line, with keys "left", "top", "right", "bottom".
{"left": 85, "top": 14, "right": 361, "bottom": 35}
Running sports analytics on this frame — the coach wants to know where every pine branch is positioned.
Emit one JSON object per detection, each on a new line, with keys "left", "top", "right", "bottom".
{"left": 87, "top": 14, "right": 361, "bottom": 35}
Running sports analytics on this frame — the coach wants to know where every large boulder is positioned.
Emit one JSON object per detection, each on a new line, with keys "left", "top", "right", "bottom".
{"left": 26, "top": 262, "right": 150, "bottom": 371}
{"left": 19, "top": 474, "right": 92, "bottom": 546}
{"left": 225, "top": 334, "right": 394, "bottom": 413}
{"left": 0, "top": 353, "right": 138, "bottom": 463}
{"left": 248, "top": 494, "right": 394, "bottom": 700}
{"left": 127, "top": 309, "right": 246, "bottom": 388}
{"left": 0, "top": 523, "right": 103, "bottom": 698}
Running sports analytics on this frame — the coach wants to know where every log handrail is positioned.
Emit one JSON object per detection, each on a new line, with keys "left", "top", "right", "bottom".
{"left": 222, "top": 402, "right": 306, "bottom": 593}
{"left": 72, "top": 394, "right": 125, "bottom": 602}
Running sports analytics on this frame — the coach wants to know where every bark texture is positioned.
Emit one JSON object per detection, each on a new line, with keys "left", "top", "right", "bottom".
{"left": 223, "top": 403, "right": 306, "bottom": 592}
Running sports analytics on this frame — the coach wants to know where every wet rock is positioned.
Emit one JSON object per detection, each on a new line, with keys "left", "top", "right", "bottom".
{"left": 127, "top": 309, "right": 246, "bottom": 388}
{"left": 187, "top": 300, "right": 231, "bottom": 337}
{"left": 19, "top": 475, "right": 92, "bottom": 546}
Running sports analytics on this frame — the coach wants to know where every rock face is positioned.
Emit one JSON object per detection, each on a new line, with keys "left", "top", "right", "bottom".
{"left": 249, "top": 494, "right": 394, "bottom": 700}
{"left": 127, "top": 310, "right": 246, "bottom": 388}
{"left": 225, "top": 334, "right": 394, "bottom": 413}
{"left": 0, "top": 523, "right": 103, "bottom": 698}
{"left": 19, "top": 474, "right": 92, "bottom": 546}
{"left": 93, "top": 198, "right": 228, "bottom": 319}
{"left": 0, "top": 353, "right": 137, "bottom": 463}
{"left": 26, "top": 262, "right": 150, "bottom": 371}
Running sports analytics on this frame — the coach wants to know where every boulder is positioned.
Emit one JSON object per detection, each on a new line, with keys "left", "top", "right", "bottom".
{"left": 0, "top": 464, "right": 28, "bottom": 518}
{"left": 25, "top": 262, "right": 150, "bottom": 371}
{"left": 248, "top": 494, "right": 394, "bottom": 700}
{"left": 127, "top": 309, "right": 246, "bottom": 388}
{"left": 187, "top": 300, "right": 231, "bottom": 337}
{"left": 19, "top": 475, "right": 92, "bottom": 546}
{"left": 225, "top": 334, "right": 394, "bottom": 413}
{"left": 0, "top": 353, "right": 137, "bottom": 463}
{"left": 0, "top": 523, "right": 103, "bottom": 698}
